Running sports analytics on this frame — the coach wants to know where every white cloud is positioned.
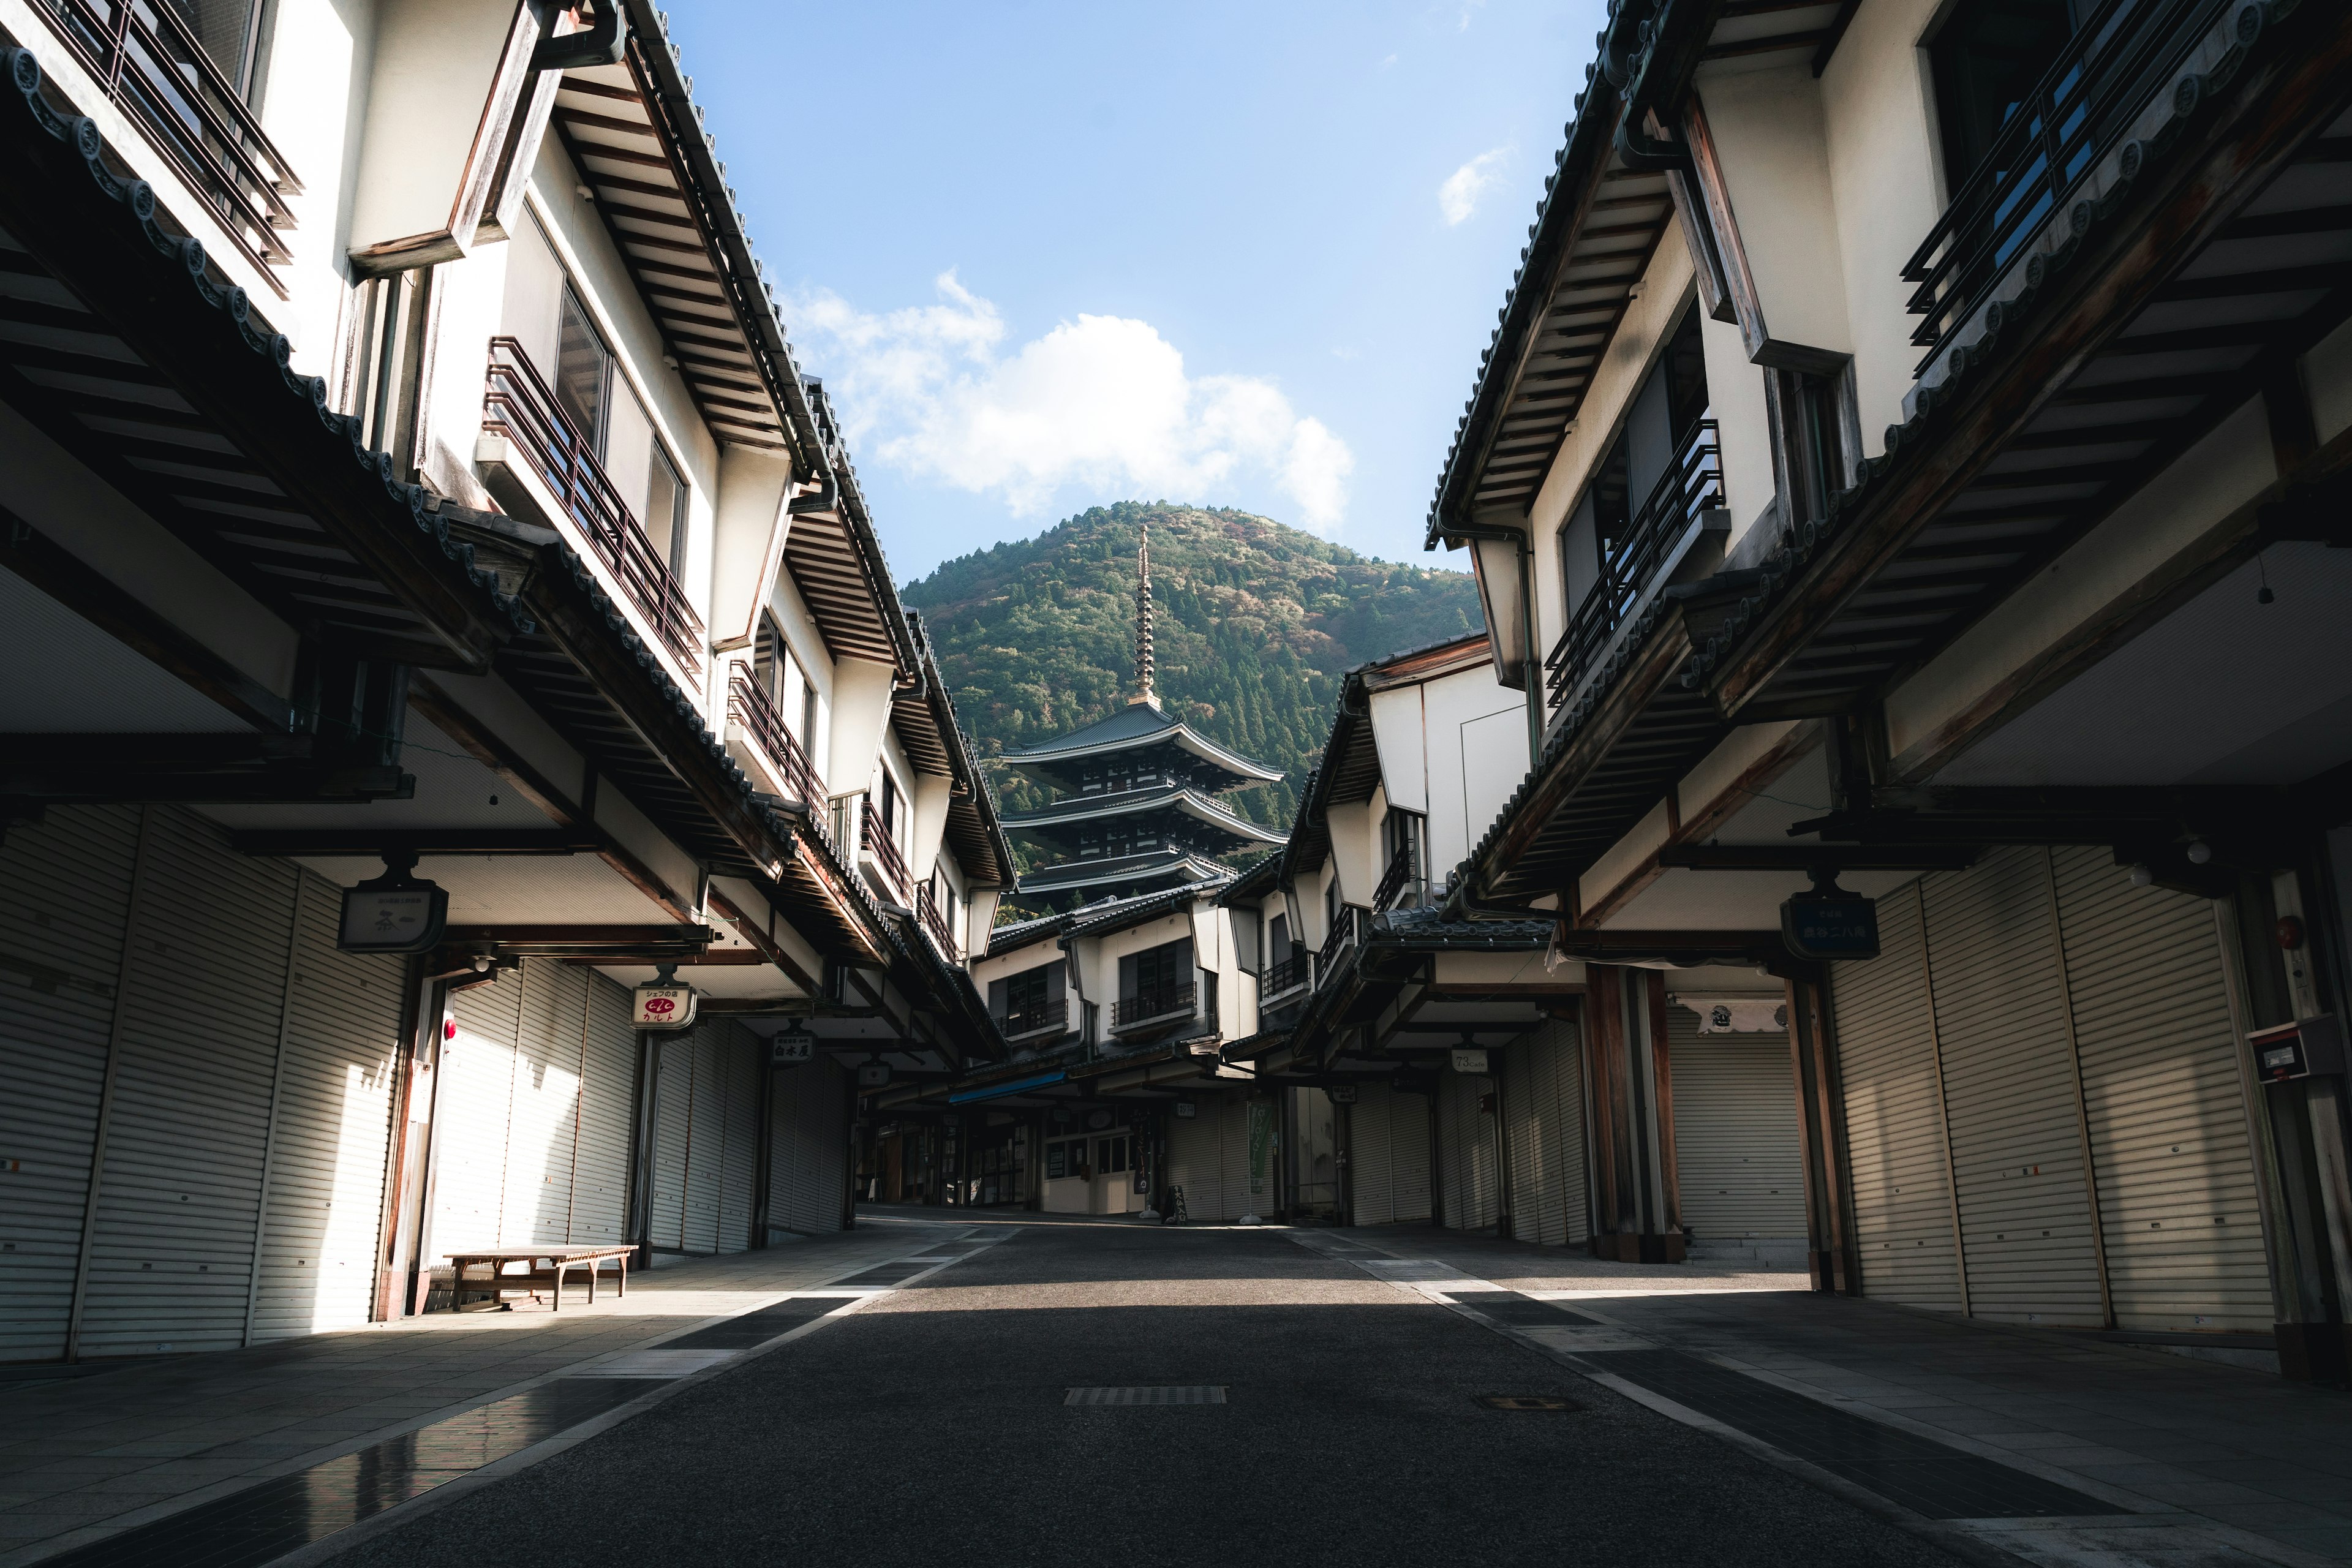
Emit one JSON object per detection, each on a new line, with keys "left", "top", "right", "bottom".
{"left": 1439, "top": 146, "right": 1508, "bottom": 225}
{"left": 788, "top": 272, "right": 1354, "bottom": 532}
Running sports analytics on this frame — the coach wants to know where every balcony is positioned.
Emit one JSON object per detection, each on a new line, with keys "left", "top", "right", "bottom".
{"left": 1545, "top": 420, "right": 1722, "bottom": 715}
{"left": 1372, "top": 852, "right": 1425, "bottom": 913}
{"left": 1317, "top": 906, "right": 1365, "bottom": 985}
{"left": 483, "top": 337, "right": 704, "bottom": 676}
{"left": 1112, "top": 983, "right": 1197, "bottom": 1033}
{"left": 860, "top": 796, "right": 911, "bottom": 905}
{"left": 999, "top": 997, "right": 1068, "bottom": 1042}
{"left": 1902, "top": 0, "right": 2229, "bottom": 373}
{"left": 33, "top": 0, "right": 301, "bottom": 292}
{"left": 726, "top": 668, "right": 821, "bottom": 805}
{"left": 916, "top": 881, "right": 960, "bottom": 962}
{"left": 1261, "top": 950, "right": 1309, "bottom": 1001}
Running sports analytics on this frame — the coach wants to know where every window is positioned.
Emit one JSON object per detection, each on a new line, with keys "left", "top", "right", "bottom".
{"left": 1324, "top": 876, "right": 1338, "bottom": 939}
{"left": 1098, "top": 1136, "right": 1129, "bottom": 1175}
{"left": 1780, "top": 368, "right": 1852, "bottom": 525}
{"left": 1118, "top": 938, "right": 1194, "bottom": 1021}
{"left": 1929, "top": 1, "right": 2082, "bottom": 195}
{"left": 1267, "top": 913, "right": 1292, "bottom": 965}
{"left": 555, "top": 285, "right": 610, "bottom": 448}
{"left": 644, "top": 443, "right": 687, "bottom": 575}
{"left": 172, "top": 0, "right": 266, "bottom": 95}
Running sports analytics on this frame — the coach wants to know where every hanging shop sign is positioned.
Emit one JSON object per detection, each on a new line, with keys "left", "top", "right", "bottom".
{"left": 1675, "top": 995, "right": 1789, "bottom": 1034}
{"left": 2250, "top": 1016, "right": 2345, "bottom": 1082}
{"left": 771, "top": 1029, "right": 815, "bottom": 1066}
{"left": 1327, "top": 1083, "right": 1359, "bottom": 1104}
{"left": 633, "top": 964, "right": 698, "bottom": 1030}
{"left": 1780, "top": 881, "right": 1880, "bottom": 961}
{"left": 1087, "top": 1109, "right": 1113, "bottom": 1131}
{"left": 858, "top": 1060, "right": 892, "bottom": 1088}
{"left": 1450, "top": 1047, "right": 1490, "bottom": 1076}
{"left": 1173, "top": 1101, "right": 1197, "bottom": 1119}
{"left": 1246, "top": 1100, "right": 1273, "bottom": 1196}
{"left": 337, "top": 855, "right": 447, "bottom": 954}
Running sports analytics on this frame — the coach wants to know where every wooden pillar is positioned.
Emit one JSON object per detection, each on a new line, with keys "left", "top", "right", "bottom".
{"left": 1583, "top": 964, "right": 1684, "bottom": 1263}
{"left": 1646, "top": 970, "right": 1683, "bottom": 1243}
{"left": 1785, "top": 964, "right": 1859, "bottom": 1294}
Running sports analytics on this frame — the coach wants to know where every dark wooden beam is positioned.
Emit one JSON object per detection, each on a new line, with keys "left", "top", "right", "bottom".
{"left": 227, "top": 828, "right": 602, "bottom": 857}
{"left": 1658, "top": 843, "right": 1981, "bottom": 871}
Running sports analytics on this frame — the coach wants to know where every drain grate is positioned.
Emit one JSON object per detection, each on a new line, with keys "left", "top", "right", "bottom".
{"left": 1065, "top": 1385, "right": 1228, "bottom": 1406}
{"left": 662, "top": 1297, "right": 837, "bottom": 1351}
{"left": 1474, "top": 1393, "right": 1581, "bottom": 1411}
{"left": 1441, "top": 1291, "right": 1604, "bottom": 1327}
{"left": 1588, "top": 1351, "right": 2127, "bottom": 1521}
{"left": 34, "top": 1378, "right": 647, "bottom": 1568}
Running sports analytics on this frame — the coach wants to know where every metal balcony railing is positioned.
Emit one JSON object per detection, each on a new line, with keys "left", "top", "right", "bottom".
{"left": 1901, "top": 0, "right": 2228, "bottom": 371}
{"left": 916, "top": 881, "right": 960, "bottom": 962}
{"left": 727, "top": 668, "right": 820, "bottom": 805}
{"left": 33, "top": 0, "right": 303, "bottom": 290}
{"left": 1372, "top": 852, "right": 1424, "bottom": 913}
{"left": 1545, "top": 419, "right": 1722, "bottom": 714}
{"left": 860, "top": 796, "right": 911, "bottom": 903}
{"left": 1000, "top": 996, "right": 1068, "bottom": 1040}
{"left": 1261, "top": 951, "right": 1309, "bottom": 999}
{"left": 1317, "top": 906, "right": 1363, "bottom": 982}
{"left": 484, "top": 337, "right": 705, "bottom": 675}
{"left": 1112, "top": 984, "right": 1196, "bottom": 1031}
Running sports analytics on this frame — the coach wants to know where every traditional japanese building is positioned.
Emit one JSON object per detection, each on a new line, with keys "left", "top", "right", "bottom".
{"left": 998, "top": 529, "right": 1283, "bottom": 910}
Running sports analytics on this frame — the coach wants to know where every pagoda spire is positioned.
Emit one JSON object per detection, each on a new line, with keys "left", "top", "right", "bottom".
{"left": 1131, "top": 523, "right": 1156, "bottom": 707}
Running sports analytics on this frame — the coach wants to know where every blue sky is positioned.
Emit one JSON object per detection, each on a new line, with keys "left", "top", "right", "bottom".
{"left": 668, "top": 2, "right": 1604, "bottom": 579}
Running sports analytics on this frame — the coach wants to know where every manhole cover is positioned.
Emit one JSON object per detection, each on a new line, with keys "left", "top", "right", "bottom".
{"left": 1473, "top": 1393, "right": 1580, "bottom": 1411}
{"left": 1066, "top": 1385, "right": 1227, "bottom": 1406}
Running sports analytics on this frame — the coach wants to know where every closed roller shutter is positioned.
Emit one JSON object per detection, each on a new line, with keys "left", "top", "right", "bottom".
{"left": 568, "top": 974, "right": 636, "bottom": 1246}
{"left": 1925, "top": 846, "right": 2103, "bottom": 1326}
{"left": 1169, "top": 1101, "right": 1223, "bottom": 1221}
{"left": 1832, "top": 883, "right": 1963, "bottom": 1310}
{"left": 1350, "top": 1084, "right": 1396, "bottom": 1226}
{"left": 1222, "top": 1097, "right": 1256, "bottom": 1220}
{"left": 1502, "top": 1039, "right": 1541, "bottom": 1243}
{"left": 1667, "top": 1003, "right": 1805, "bottom": 1245}
{"left": 682, "top": 1030, "right": 726, "bottom": 1253}
{"left": 717, "top": 1028, "right": 759, "bottom": 1253}
{"left": 1518, "top": 1019, "right": 1586, "bottom": 1247}
{"left": 0, "top": 805, "right": 142, "bottom": 1363}
{"left": 648, "top": 1032, "right": 693, "bottom": 1251}
{"left": 507, "top": 959, "right": 586, "bottom": 1248}
{"left": 1393, "top": 1086, "right": 1432, "bottom": 1224}
{"left": 1438, "top": 1069, "right": 1498, "bottom": 1232}
{"left": 78, "top": 811, "right": 298, "bottom": 1357}
{"left": 431, "top": 967, "right": 523, "bottom": 1258}
{"left": 765, "top": 1058, "right": 807, "bottom": 1236}
{"left": 787, "top": 1056, "right": 850, "bottom": 1235}
{"left": 250, "top": 876, "right": 402, "bottom": 1342}
{"left": 2051, "top": 846, "right": 2271, "bottom": 1332}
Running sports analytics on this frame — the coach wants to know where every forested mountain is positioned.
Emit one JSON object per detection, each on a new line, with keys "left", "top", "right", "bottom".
{"left": 902, "top": 502, "right": 1484, "bottom": 873}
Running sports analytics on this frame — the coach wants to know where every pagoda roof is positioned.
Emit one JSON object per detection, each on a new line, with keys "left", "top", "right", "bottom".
{"left": 998, "top": 698, "right": 1281, "bottom": 786}
{"left": 1014, "top": 846, "right": 1231, "bottom": 900}
{"left": 999, "top": 784, "right": 1284, "bottom": 846}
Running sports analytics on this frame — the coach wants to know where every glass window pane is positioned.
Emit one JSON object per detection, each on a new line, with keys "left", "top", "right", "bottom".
{"left": 645, "top": 443, "right": 685, "bottom": 571}
{"left": 555, "top": 288, "right": 609, "bottom": 450}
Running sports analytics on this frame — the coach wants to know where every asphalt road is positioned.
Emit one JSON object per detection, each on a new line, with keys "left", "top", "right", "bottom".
{"left": 325, "top": 1219, "right": 1961, "bottom": 1567}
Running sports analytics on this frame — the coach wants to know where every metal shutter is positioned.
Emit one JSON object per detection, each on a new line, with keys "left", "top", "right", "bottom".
{"left": 432, "top": 967, "right": 523, "bottom": 1257}
{"left": 2050, "top": 846, "right": 2271, "bottom": 1332}
{"left": 682, "top": 1030, "right": 726, "bottom": 1253}
{"left": 1923, "top": 846, "right": 2103, "bottom": 1326}
{"left": 790, "top": 1056, "right": 850, "bottom": 1235}
{"left": 78, "top": 810, "right": 299, "bottom": 1356}
{"left": 648, "top": 1032, "right": 693, "bottom": 1251}
{"left": 1439, "top": 1069, "right": 1498, "bottom": 1232}
{"left": 1351, "top": 1084, "right": 1395, "bottom": 1226}
{"left": 1667, "top": 1003, "right": 1806, "bottom": 1244}
{"left": 1832, "top": 882, "right": 1963, "bottom": 1310}
{"left": 766, "top": 1055, "right": 815, "bottom": 1236}
{"left": 717, "top": 1025, "right": 760, "bottom": 1253}
{"left": 1502, "top": 1037, "right": 1542, "bottom": 1243}
{"left": 250, "top": 875, "right": 401, "bottom": 1342}
{"left": 1392, "top": 1085, "right": 1432, "bottom": 1224}
{"left": 568, "top": 974, "right": 636, "bottom": 1246}
{"left": 508, "top": 958, "right": 584, "bottom": 1248}
{"left": 1522, "top": 1018, "right": 1586, "bottom": 1246}
{"left": 0, "top": 805, "right": 143, "bottom": 1362}
{"left": 1169, "top": 1102, "right": 1223, "bottom": 1221}
{"left": 1221, "top": 1096, "right": 1256, "bottom": 1220}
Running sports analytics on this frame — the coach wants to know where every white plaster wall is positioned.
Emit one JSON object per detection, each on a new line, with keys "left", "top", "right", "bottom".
{"left": 1526, "top": 232, "right": 1700, "bottom": 657}
{"left": 1420, "top": 663, "right": 1526, "bottom": 878}
{"left": 258, "top": 0, "right": 379, "bottom": 373}
{"left": 1692, "top": 61, "right": 1855, "bottom": 358}
{"left": 1817, "top": 0, "right": 1951, "bottom": 456}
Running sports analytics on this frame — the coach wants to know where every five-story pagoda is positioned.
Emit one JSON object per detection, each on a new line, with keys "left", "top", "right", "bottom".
{"left": 999, "top": 527, "right": 1283, "bottom": 910}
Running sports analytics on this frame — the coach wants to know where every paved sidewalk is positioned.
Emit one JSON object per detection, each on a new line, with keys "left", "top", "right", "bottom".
{"left": 1328, "top": 1223, "right": 2352, "bottom": 1566}
{"left": 0, "top": 1218, "right": 967, "bottom": 1565}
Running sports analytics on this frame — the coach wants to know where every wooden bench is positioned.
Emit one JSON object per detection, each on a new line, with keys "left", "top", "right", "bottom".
{"left": 442, "top": 1246, "right": 633, "bottom": 1312}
